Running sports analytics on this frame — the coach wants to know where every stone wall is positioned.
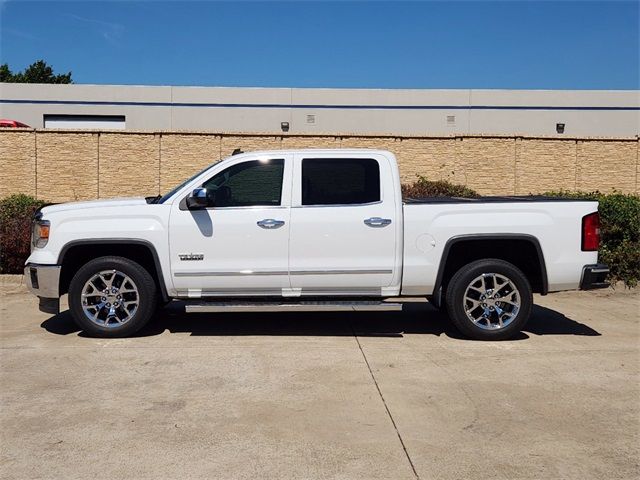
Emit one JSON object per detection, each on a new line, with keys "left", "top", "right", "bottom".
{"left": 0, "top": 129, "right": 637, "bottom": 201}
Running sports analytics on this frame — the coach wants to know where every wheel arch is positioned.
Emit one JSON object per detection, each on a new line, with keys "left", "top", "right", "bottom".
{"left": 58, "top": 239, "right": 169, "bottom": 302}
{"left": 432, "top": 234, "right": 548, "bottom": 304}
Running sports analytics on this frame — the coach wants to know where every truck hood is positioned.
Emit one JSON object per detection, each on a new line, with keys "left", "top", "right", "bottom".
{"left": 40, "top": 197, "right": 149, "bottom": 215}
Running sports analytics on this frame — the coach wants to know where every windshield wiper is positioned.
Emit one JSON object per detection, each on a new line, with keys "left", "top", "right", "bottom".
{"left": 145, "top": 195, "right": 162, "bottom": 204}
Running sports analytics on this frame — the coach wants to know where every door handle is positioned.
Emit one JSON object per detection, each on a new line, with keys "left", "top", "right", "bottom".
{"left": 257, "top": 219, "right": 285, "bottom": 229}
{"left": 364, "top": 217, "right": 392, "bottom": 228}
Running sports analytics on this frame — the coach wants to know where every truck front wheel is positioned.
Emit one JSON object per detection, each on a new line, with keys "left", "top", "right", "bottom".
{"left": 68, "top": 256, "right": 158, "bottom": 338}
{"left": 445, "top": 259, "right": 533, "bottom": 340}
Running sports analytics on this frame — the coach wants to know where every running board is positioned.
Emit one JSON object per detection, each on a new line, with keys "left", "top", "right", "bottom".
{"left": 184, "top": 300, "right": 403, "bottom": 313}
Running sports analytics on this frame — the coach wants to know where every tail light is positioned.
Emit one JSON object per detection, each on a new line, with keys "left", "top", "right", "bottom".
{"left": 582, "top": 212, "right": 600, "bottom": 251}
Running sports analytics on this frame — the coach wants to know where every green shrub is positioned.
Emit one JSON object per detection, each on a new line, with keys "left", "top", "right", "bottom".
{"left": 0, "top": 194, "right": 46, "bottom": 274}
{"left": 545, "top": 191, "right": 640, "bottom": 287}
{"left": 402, "top": 176, "right": 480, "bottom": 199}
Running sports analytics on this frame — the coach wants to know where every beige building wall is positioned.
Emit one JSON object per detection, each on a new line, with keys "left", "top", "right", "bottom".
{"left": 35, "top": 132, "right": 99, "bottom": 202}
{"left": 0, "top": 131, "right": 36, "bottom": 198}
{"left": 2, "top": 84, "right": 638, "bottom": 137}
{"left": 0, "top": 129, "right": 637, "bottom": 202}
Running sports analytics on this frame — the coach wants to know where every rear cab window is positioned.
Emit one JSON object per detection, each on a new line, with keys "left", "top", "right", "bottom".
{"left": 301, "top": 158, "right": 380, "bottom": 206}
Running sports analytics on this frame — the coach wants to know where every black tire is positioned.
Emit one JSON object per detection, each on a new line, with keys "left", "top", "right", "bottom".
{"left": 68, "top": 256, "right": 158, "bottom": 338}
{"left": 445, "top": 258, "right": 533, "bottom": 340}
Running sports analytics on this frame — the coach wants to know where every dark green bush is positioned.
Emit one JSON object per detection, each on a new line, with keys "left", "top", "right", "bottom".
{"left": 545, "top": 191, "right": 640, "bottom": 287}
{"left": 0, "top": 194, "right": 46, "bottom": 274}
{"left": 402, "top": 176, "right": 480, "bottom": 199}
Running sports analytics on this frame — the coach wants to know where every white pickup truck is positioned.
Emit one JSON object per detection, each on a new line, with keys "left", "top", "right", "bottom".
{"left": 25, "top": 149, "right": 609, "bottom": 340}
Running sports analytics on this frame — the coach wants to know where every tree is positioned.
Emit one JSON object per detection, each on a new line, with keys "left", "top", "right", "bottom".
{"left": 0, "top": 60, "right": 73, "bottom": 84}
{"left": 0, "top": 64, "right": 13, "bottom": 83}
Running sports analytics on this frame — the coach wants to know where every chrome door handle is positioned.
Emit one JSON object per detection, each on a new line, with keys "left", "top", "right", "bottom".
{"left": 364, "top": 217, "right": 392, "bottom": 228}
{"left": 257, "top": 219, "right": 285, "bottom": 229}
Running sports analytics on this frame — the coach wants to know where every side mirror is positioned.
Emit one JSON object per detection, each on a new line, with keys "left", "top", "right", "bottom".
{"left": 186, "top": 188, "right": 211, "bottom": 209}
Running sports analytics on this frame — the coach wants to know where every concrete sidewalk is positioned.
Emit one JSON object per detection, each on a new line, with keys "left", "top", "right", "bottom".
{"left": 1, "top": 284, "right": 638, "bottom": 479}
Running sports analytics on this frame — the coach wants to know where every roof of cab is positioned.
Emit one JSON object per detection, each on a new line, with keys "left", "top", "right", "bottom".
{"left": 229, "top": 148, "right": 394, "bottom": 158}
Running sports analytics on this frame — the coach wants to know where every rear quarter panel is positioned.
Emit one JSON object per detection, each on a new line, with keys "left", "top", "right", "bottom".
{"left": 401, "top": 201, "right": 599, "bottom": 295}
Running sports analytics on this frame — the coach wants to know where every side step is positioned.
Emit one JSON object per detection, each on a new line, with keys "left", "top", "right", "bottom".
{"left": 184, "top": 300, "right": 403, "bottom": 313}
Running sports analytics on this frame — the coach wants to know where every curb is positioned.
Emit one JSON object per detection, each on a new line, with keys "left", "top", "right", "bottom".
{"left": 0, "top": 274, "right": 25, "bottom": 286}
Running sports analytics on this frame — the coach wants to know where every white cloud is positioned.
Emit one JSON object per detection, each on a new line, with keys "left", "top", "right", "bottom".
{"left": 64, "top": 13, "right": 124, "bottom": 46}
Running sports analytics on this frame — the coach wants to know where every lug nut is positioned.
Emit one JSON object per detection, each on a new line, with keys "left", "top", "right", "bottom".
{"left": 101, "top": 296, "right": 106, "bottom": 301}
{"left": 106, "top": 303, "right": 111, "bottom": 307}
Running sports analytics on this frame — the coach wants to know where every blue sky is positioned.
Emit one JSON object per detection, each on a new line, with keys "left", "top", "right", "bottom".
{"left": 1, "top": 1, "right": 638, "bottom": 89}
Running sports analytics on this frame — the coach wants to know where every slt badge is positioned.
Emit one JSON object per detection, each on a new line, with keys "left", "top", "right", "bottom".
{"left": 179, "top": 253, "right": 204, "bottom": 261}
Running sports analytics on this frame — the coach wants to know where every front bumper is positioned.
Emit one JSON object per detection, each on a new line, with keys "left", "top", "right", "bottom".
{"left": 580, "top": 264, "right": 610, "bottom": 290}
{"left": 24, "top": 264, "right": 61, "bottom": 314}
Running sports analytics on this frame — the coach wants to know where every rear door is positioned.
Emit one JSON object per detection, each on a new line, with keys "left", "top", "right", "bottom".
{"left": 288, "top": 153, "right": 399, "bottom": 295}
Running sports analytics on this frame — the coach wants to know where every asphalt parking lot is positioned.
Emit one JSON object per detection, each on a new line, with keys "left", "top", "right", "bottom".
{"left": 1, "top": 279, "right": 638, "bottom": 480}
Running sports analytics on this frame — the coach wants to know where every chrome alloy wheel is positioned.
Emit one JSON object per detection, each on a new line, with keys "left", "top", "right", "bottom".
{"left": 81, "top": 270, "right": 139, "bottom": 327}
{"left": 463, "top": 273, "right": 521, "bottom": 330}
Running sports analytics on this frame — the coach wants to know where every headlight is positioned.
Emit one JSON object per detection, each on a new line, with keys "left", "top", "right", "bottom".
{"left": 32, "top": 220, "right": 50, "bottom": 249}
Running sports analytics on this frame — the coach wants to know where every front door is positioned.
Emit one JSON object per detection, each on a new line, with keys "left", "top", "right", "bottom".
{"left": 169, "top": 155, "right": 292, "bottom": 297}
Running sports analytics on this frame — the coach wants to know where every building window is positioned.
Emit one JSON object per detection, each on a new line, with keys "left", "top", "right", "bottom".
{"left": 43, "top": 114, "right": 126, "bottom": 130}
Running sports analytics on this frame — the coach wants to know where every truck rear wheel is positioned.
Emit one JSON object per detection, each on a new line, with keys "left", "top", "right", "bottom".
{"left": 68, "top": 256, "right": 158, "bottom": 338}
{"left": 445, "top": 259, "right": 532, "bottom": 340}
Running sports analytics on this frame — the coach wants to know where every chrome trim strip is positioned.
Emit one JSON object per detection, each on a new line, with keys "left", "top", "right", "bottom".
{"left": 291, "top": 269, "right": 392, "bottom": 275}
{"left": 210, "top": 205, "right": 289, "bottom": 211}
{"left": 291, "top": 200, "right": 383, "bottom": 209}
{"left": 176, "top": 287, "right": 382, "bottom": 297}
{"left": 174, "top": 270, "right": 288, "bottom": 277}
{"left": 590, "top": 268, "right": 610, "bottom": 274}
{"left": 185, "top": 302, "right": 402, "bottom": 313}
{"left": 300, "top": 288, "right": 382, "bottom": 296}
{"left": 176, "top": 289, "right": 284, "bottom": 297}
{"left": 175, "top": 269, "right": 391, "bottom": 277}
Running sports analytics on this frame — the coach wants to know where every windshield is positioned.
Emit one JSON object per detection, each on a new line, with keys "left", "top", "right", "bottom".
{"left": 157, "top": 161, "right": 221, "bottom": 204}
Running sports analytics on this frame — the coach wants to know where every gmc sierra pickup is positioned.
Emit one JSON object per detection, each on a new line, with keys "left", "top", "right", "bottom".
{"left": 25, "top": 149, "right": 609, "bottom": 340}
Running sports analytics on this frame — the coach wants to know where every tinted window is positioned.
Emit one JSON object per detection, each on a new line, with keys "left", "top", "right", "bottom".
{"left": 203, "top": 159, "right": 284, "bottom": 207}
{"left": 302, "top": 158, "right": 380, "bottom": 206}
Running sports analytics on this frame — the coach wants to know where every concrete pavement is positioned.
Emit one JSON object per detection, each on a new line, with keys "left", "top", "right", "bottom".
{"left": 1, "top": 282, "right": 638, "bottom": 479}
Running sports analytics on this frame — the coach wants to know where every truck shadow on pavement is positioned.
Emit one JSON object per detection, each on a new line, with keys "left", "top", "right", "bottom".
{"left": 41, "top": 302, "right": 601, "bottom": 340}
